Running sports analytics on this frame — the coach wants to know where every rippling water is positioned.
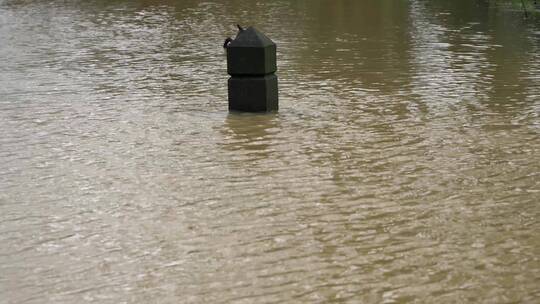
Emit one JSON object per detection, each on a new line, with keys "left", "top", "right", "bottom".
{"left": 1, "top": 0, "right": 539, "bottom": 303}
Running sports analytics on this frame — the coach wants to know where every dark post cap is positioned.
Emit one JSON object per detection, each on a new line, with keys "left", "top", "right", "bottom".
{"left": 228, "top": 26, "right": 275, "bottom": 48}
{"left": 226, "top": 26, "right": 277, "bottom": 76}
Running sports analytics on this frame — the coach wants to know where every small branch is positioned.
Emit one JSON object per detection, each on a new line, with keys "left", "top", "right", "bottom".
{"left": 520, "top": 0, "right": 528, "bottom": 18}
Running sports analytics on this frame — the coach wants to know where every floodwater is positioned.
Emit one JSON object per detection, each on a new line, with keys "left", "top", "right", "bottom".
{"left": 1, "top": 0, "right": 539, "bottom": 303}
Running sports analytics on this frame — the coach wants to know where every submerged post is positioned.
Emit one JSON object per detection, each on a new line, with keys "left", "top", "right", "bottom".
{"left": 224, "top": 25, "right": 278, "bottom": 112}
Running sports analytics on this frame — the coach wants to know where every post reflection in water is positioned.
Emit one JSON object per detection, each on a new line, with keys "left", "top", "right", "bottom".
{"left": 221, "top": 113, "right": 281, "bottom": 158}
{"left": 0, "top": 0, "right": 539, "bottom": 303}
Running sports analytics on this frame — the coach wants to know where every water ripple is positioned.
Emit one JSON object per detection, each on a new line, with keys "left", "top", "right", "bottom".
{"left": 1, "top": 0, "right": 540, "bottom": 303}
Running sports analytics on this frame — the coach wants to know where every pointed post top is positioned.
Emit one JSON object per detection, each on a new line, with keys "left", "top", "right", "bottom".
{"left": 228, "top": 26, "right": 275, "bottom": 48}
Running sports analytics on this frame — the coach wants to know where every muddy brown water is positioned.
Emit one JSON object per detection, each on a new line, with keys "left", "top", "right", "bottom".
{"left": 1, "top": 0, "right": 539, "bottom": 303}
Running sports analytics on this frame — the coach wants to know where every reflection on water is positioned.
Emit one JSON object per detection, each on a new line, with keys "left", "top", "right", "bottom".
{"left": 1, "top": 0, "right": 539, "bottom": 303}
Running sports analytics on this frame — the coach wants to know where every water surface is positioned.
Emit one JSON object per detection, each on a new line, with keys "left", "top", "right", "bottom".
{"left": 1, "top": 0, "right": 539, "bottom": 303}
